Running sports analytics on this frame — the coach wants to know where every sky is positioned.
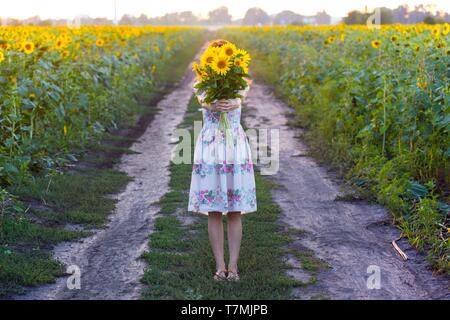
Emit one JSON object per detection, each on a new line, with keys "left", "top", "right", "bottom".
{"left": 0, "top": 0, "right": 449, "bottom": 20}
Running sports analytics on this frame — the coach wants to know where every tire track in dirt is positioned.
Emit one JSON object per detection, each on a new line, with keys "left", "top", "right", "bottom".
{"left": 16, "top": 52, "right": 200, "bottom": 300}
{"left": 244, "top": 82, "right": 449, "bottom": 300}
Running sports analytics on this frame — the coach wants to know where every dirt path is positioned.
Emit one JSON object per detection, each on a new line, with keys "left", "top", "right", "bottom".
{"left": 244, "top": 82, "right": 449, "bottom": 300}
{"left": 17, "top": 59, "right": 197, "bottom": 300}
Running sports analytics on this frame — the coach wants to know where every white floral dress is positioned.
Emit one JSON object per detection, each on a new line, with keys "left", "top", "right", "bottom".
{"left": 188, "top": 86, "right": 257, "bottom": 215}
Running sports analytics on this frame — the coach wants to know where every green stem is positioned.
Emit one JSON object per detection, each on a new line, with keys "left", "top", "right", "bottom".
{"left": 382, "top": 76, "right": 387, "bottom": 157}
{"left": 219, "top": 112, "right": 233, "bottom": 146}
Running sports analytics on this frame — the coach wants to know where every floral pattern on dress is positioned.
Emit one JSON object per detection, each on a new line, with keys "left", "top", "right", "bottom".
{"left": 189, "top": 187, "right": 257, "bottom": 213}
{"left": 205, "top": 110, "right": 221, "bottom": 123}
{"left": 201, "top": 126, "right": 248, "bottom": 146}
{"left": 192, "top": 160, "right": 254, "bottom": 178}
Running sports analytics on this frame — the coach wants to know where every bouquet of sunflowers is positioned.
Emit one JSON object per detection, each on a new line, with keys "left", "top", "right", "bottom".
{"left": 192, "top": 40, "right": 251, "bottom": 104}
{"left": 192, "top": 39, "right": 251, "bottom": 142}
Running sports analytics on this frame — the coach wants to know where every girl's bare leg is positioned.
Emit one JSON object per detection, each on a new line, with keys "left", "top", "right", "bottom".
{"left": 208, "top": 212, "right": 226, "bottom": 272}
{"left": 227, "top": 212, "right": 242, "bottom": 273}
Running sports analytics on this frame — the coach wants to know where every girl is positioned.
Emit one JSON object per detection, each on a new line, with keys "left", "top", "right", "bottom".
{"left": 188, "top": 39, "right": 257, "bottom": 281}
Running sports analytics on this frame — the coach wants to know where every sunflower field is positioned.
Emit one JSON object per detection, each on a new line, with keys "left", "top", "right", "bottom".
{"left": 220, "top": 24, "right": 449, "bottom": 271}
{"left": 0, "top": 26, "right": 203, "bottom": 186}
{"left": 0, "top": 26, "right": 205, "bottom": 294}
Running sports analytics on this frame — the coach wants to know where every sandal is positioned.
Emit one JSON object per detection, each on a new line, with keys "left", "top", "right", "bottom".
{"left": 213, "top": 270, "right": 228, "bottom": 281}
{"left": 226, "top": 270, "right": 240, "bottom": 282}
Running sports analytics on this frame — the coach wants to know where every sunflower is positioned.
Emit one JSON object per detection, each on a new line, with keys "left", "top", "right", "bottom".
{"left": 234, "top": 57, "right": 244, "bottom": 68}
{"left": 0, "top": 51, "right": 4, "bottom": 63}
{"left": 192, "top": 61, "right": 201, "bottom": 76}
{"left": 234, "top": 57, "right": 249, "bottom": 73}
{"left": 211, "top": 54, "right": 231, "bottom": 76}
{"left": 416, "top": 77, "right": 428, "bottom": 89}
{"left": 0, "top": 41, "right": 9, "bottom": 50}
{"left": 391, "top": 35, "right": 399, "bottom": 42}
{"left": 9, "top": 75, "right": 17, "bottom": 86}
{"left": 22, "top": 41, "right": 35, "bottom": 54}
{"left": 208, "top": 47, "right": 221, "bottom": 55}
{"left": 96, "top": 38, "right": 105, "bottom": 47}
{"left": 200, "top": 48, "right": 216, "bottom": 66}
{"left": 221, "top": 42, "right": 237, "bottom": 57}
{"left": 235, "top": 49, "right": 251, "bottom": 63}
{"left": 39, "top": 32, "right": 52, "bottom": 43}
{"left": 371, "top": 40, "right": 382, "bottom": 49}
{"left": 443, "top": 23, "right": 450, "bottom": 36}
{"left": 55, "top": 40, "right": 63, "bottom": 50}
{"left": 436, "top": 42, "right": 446, "bottom": 49}
{"left": 199, "top": 71, "right": 208, "bottom": 81}
{"left": 328, "top": 35, "right": 336, "bottom": 44}
{"left": 432, "top": 26, "right": 440, "bottom": 38}
{"left": 54, "top": 36, "right": 66, "bottom": 50}
{"left": 192, "top": 61, "right": 207, "bottom": 81}
{"left": 65, "top": 36, "right": 73, "bottom": 44}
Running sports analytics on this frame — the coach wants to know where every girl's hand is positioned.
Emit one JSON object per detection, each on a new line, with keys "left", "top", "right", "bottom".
{"left": 211, "top": 99, "right": 241, "bottom": 112}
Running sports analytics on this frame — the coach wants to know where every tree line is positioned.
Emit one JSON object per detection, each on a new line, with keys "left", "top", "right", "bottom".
{"left": 1, "top": 7, "right": 330, "bottom": 26}
{"left": 344, "top": 4, "right": 450, "bottom": 25}
{"left": 2, "top": 4, "right": 449, "bottom": 26}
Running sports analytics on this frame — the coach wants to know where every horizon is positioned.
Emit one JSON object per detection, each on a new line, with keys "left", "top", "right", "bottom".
{"left": 1, "top": 0, "right": 449, "bottom": 21}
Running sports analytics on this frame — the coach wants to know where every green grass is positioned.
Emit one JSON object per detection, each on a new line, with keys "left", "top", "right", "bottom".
{"left": 0, "top": 35, "right": 207, "bottom": 297}
{"left": 290, "top": 248, "right": 330, "bottom": 273}
{"left": 141, "top": 96, "right": 324, "bottom": 300}
{"left": 1, "top": 164, "right": 131, "bottom": 296}
{"left": 0, "top": 214, "right": 83, "bottom": 244}
{"left": 11, "top": 168, "right": 131, "bottom": 226}
{"left": 0, "top": 249, "right": 64, "bottom": 296}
